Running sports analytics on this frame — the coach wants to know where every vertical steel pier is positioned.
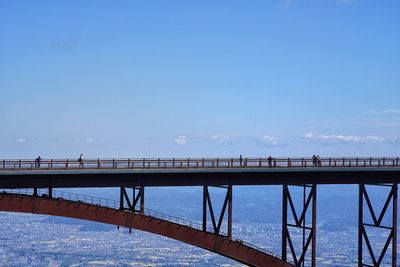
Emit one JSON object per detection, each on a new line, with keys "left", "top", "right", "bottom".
{"left": 282, "top": 184, "right": 317, "bottom": 267}
{"left": 358, "top": 183, "right": 397, "bottom": 267}
{"left": 120, "top": 186, "right": 145, "bottom": 214}
{"left": 202, "top": 185, "right": 233, "bottom": 238}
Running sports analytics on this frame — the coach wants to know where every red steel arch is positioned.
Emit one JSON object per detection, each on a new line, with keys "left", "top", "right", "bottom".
{"left": 0, "top": 194, "right": 293, "bottom": 267}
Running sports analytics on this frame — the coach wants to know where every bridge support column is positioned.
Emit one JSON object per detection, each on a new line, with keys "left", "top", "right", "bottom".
{"left": 202, "top": 185, "right": 232, "bottom": 239}
{"left": 282, "top": 184, "right": 317, "bottom": 267}
{"left": 358, "top": 183, "right": 397, "bottom": 267}
{"left": 120, "top": 186, "right": 145, "bottom": 214}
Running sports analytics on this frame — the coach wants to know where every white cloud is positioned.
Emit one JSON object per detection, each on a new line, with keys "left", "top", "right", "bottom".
{"left": 260, "top": 135, "right": 279, "bottom": 146}
{"left": 211, "top": 135, "right": 236, "bottom": 146}
{"left": 74, "top": 137, "right": 95, "bottom": 143}
{"left": 304, "top": 132, "right": 384, "bottom": 144}
{"left": 174, "top": 136, "right": 188, "bottom": 146}
{"left": 392, "top": 137, "right": 400, "bottom": 144}
{"left": 85, "top": 137, "right": 95, "bottom": 143}
{"left": 15, "top": 138, "right": 26, "bottom": 143}
{"left": 380, "top": 109, "right": 400, "bottom": 115}
{"left": 368, "top": 109, "right": 400, "bottom": 116}
{"left": 304, "top": 132, "right": 314, "bottom": 139}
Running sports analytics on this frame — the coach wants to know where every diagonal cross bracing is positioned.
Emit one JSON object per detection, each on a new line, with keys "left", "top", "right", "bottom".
{"left": 282, "top": 184, "right": 316, "bottom": 267}
{"left": 202, "top": 185, "right": 232, "bottom": 238}
{"left": 358, "top": 183, "right": 397, "bottom": 267}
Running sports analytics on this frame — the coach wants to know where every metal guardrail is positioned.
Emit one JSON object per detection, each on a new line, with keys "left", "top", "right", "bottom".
{"left": 0, "top": 188, "right": 279, "bottom": 258}
{"left": 0, "top": 157, "right": 399, "bottom": 171}
{"left": 1, "top": 188, "right": 121, "bottom": 209}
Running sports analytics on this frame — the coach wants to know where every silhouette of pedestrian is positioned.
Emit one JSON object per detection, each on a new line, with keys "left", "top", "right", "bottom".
{"left": 316, "top": 155, "right": 321, "bottom": 166}
{"left": 268, "top": 155, "right": 273, "bottom": 168}
{"left": 239, "top": 155, "right": 243, "bottom": 167}
{"left": 78, "top": 154, "right": 84, "bottom": 168}
{"left": 312, "top": 155, "right": 316, "bottom": 166}
{"left": 35, "top": 156, "right": 42, "bottom": 168}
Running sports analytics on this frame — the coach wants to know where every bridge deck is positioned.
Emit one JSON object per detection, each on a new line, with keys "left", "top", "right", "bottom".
{"left": 0, "top": 157, "right": 399, "bottom": 187}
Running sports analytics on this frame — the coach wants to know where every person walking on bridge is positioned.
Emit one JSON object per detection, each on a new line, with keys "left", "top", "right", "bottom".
{"left": 78, "top": 154, "right": 84, "bottom": 168}
{"left": 316, "top": 155, "right": 321, "bottom": 166}
{"left": 268, "top": 155, "right": 273, "bottom": 167}
{"left": 35, "top": 156, "right": 41, "bottom": 168}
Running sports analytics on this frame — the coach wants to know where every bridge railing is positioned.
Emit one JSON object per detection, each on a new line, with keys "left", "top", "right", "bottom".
{"left": 1, "top": 157, "right": 399, "bottom": 170}
{"left": 0, "top": 188, "right": 280, "bottom": 258}
{"left": 0, "top": 188, "right": 203, "bottom": 229}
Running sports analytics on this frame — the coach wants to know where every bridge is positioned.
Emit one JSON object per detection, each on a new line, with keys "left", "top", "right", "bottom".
{"left": 1, "top": 156, "right": 399, "bottom": 266}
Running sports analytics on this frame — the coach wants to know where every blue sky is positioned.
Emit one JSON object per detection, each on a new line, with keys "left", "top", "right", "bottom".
{"left": 1, "top": 0, "right": 399, "bottom": 158}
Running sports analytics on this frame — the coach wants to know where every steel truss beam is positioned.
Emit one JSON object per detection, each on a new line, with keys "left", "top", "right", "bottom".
{"left": 120, "top": 186, "right": 144, "bottom": 214}
{"left": 202, "top": 185, "right": 232, "bottom": 239}
{"left": 358, "top": 183, "right": 397, "bottom": 267}
{"left": 282, "top": 184, "right": 316, "bottom": 267}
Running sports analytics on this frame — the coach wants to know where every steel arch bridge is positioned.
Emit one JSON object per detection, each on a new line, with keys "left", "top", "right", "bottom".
{"left": 1, "top": 156, "right": 400, "bottom": 266}
{"left": 0, "top": 191, "right": 290, "bottom": 267}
